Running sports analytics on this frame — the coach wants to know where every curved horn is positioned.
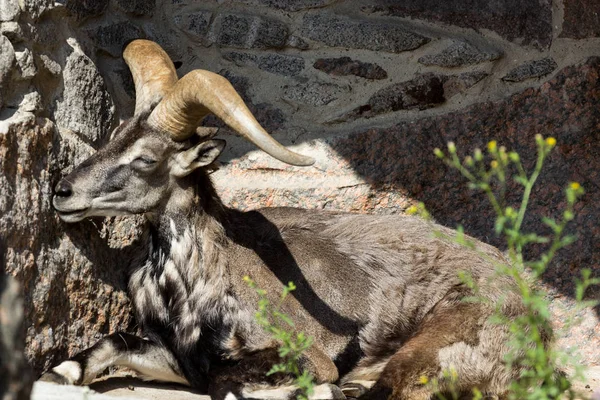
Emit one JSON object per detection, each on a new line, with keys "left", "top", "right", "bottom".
{"left": 147, "top": 70, "right": 315, "bottom": 166}
{"left": 123, "top": 39, "right": 179, "bottom": 115}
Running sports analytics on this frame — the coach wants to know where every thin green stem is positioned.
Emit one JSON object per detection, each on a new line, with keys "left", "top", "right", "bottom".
{"left": 515, "top": 146, "right": 546, "bottom": 233}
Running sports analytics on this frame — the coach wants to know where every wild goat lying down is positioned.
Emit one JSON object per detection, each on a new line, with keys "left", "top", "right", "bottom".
{"left": 42, "top": 40, "right": 538, "bottom": 399}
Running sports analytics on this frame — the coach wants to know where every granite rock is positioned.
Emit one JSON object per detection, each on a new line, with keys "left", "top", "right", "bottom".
{"left": 0, "top": 34, "right": 15, "bottom": 84}
{"left": 286, "top": 35, "right": 309, "bottom": 50}
{"left": 224, "top": 51, "right": 305, "bottom": 76}
{"left": 418, "top": 41, "right": 502, "bottom": 67}
{"left": 116, "top": 0, "right": 155, "bottom": 16}
{"left": 443, "top": 71, "right": 488, "bottom": 97}
{"left": 88, "top": 21, "right": 145, "bottom": 57}
{"left": 114, "top": 67, "right": 135, "bottom": 99}
{"left": 14, "top": 48, "right": 36, "bottom": 80}
{"left": 561, "top": 0, "right": 600, "bottom": 39}
{"left": 366, "top": 74, "right": 446, "bottom": 112}
{"left": 53, "top": 47, "right": 115, "bottom": 144}
{"left": 248, "top": 102, "right": 286, "bottom": 132}
{"left": 20, "top": 0, "right": 53, "bottom": 20}
{"left": 176, "top": 10, "right": 212, "bottom": 41}
{"left": 339, "top": 73, "right": 446, "bottom": 121}
{"left": 283, "top": 81, "right": 349, "bottom": 106}
{"left": 0, "top": 34, "right": 14, "bottom": 109}
{"left": 251, "top": 16, "right": 289, "bottom": 49}
{"left": 0, "top": 22, "right": 22, "bottom": 42}
{"left": 17, "top": 91, "right": 42, "bottom": 112}
{"left": 65, "top": 0, "right": 109, "bottom": 21}
{"left": 362, "top": 0, "right": 553, "bottom": 49}
{"left": 301, "top": 13, "right": 429, "bottom": 53}
{"left": 245, "top": 0, "right": 336, "bottom": 11}
{"left": 38, "top": 54, "right": 61, "bottom": 76}
{"left": 502, "top": 58, "right": 558, "bottom": 82}
{"left": 214, "top": 14, "right": 252, "bottom": 48}
{"left": 218, "top": 69, "right": 252, "bottom": 102}
{"left": 213, "top": 13, "right": 289, "bottom": 49}
{"left": 313, "top": 57, "right": 387, "bottom": 80}
{"left": 0, "top": 0, "right": 20, "bottom": 22}
{"left": 0, "top": 269, "right": 33, "bottom": 400}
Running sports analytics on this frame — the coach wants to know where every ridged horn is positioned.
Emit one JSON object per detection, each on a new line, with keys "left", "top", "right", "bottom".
{"left": 123, "top": 39, "right": 179, "bottom": 115}
{"left": 147, "top": 69, "right": 315, "bottom": 166}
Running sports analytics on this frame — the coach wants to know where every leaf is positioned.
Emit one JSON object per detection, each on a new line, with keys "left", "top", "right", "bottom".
{"left": 514, "top": 175, "right": 528, "bottom": 186}
{"left": 541, "top": 217, "right": 560, "bottom": 233}
{"left": 560, "top": 234, "right": 578, "bottom": 247}
{"left": 267, "top": 364, "right": 286, "bottom": 376}
{"left": 495, "top": 216, "right": 507, "bottom": 235}
{"left": 274, "top": 311, "right": 294, "bottom": 327}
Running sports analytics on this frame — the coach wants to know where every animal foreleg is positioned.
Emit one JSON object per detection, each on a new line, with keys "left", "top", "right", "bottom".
{"left": 208, "top": 346, "right": 342, "bottom": 400}
{"left": 39, "top": 332, "right": 188, "bottom": 386}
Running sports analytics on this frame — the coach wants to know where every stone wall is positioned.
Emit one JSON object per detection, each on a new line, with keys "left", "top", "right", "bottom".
{"left": 1, "top": 0, "right": 599, "bottom": 374}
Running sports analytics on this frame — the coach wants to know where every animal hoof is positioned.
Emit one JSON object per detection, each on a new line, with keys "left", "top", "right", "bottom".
{"left": 310, "top": 383, "right": 346, "bottom": 399}
{"left": 340, "top": 382, "right": 371, "bottom": 399}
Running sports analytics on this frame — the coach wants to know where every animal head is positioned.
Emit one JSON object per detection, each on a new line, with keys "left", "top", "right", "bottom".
{"left": 53, "top": 40, "right": 314, "bottom": 223}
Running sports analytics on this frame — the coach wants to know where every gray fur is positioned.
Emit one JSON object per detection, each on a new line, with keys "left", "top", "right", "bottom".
{"left": 46, "top": 113, "right": 540, "bottom": 399}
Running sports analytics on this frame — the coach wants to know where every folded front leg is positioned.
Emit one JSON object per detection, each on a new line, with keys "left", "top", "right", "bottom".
{"left": 39, "top": 332, "right": 188, "bottom": 386}
{"left": 208, "top": 346, "right": 341, "bottom": 400}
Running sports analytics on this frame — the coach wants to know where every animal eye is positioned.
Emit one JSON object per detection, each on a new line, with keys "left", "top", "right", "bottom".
{"left": 131, "top": 156, "right": 157, "bottom": 170}
{"left": 136, "top": 156, "right": 156, "bottom": 165}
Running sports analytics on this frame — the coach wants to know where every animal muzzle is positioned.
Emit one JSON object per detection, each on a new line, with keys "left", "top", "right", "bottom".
{"left": 52, "top": 179, "right": 90, "bottom": 222}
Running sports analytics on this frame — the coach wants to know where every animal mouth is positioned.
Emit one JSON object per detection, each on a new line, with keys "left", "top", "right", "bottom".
{"left": 57, "top": 208, "right": 87, "bottom": 215}
{"left": 55, "top": 207, "right": 89, "bottom": 222}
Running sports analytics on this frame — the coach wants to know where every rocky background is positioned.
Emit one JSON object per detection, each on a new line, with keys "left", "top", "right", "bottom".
{"left": 0, "top": 0, "right": 599, "bottom": 381}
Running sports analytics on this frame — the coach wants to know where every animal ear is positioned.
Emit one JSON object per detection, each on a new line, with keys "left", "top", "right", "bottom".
{"left": 172, "top": 139, "right": 226, "bottom": 177}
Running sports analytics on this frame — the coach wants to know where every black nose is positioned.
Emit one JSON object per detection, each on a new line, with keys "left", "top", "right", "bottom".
{"left": 55, "top": 180, "right": 73, "bottom": 198}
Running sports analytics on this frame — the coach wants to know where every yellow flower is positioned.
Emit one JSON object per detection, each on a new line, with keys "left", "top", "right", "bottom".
{"left": 407, "top": 205, "right": 418, "bottom": 215}
{"left": 546, "top": 137, "right": 557, "bottom": 147}
{"left": 570, "top": 182, "right": 581, "bottom": 190}
{"left": 490, "top": 160, "right": 499, "bottom": 169}
{"left": 487, "top": 140, "right": 497, "bottom": 152}
{"left": 419, "top": 375, "right": 429, "bottom": 384}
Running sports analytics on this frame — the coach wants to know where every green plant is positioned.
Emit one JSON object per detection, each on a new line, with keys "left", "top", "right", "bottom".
{"left": 243, "top": 276, "right": 316, "bottom": 400}
{"left": 415, "top": 135, "right": 599, "bottom": 399}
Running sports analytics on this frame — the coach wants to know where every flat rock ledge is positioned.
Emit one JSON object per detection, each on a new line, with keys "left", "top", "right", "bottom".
{"left": 30, "top": 366, "right": 600, "bottom": 400}
{"left": 31, "top": 381, "right": 208, "bottom": 400}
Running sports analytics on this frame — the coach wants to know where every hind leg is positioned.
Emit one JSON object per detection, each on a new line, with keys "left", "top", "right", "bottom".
{"left": 359, "top": 302, "right": 491, "bottom": 400}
